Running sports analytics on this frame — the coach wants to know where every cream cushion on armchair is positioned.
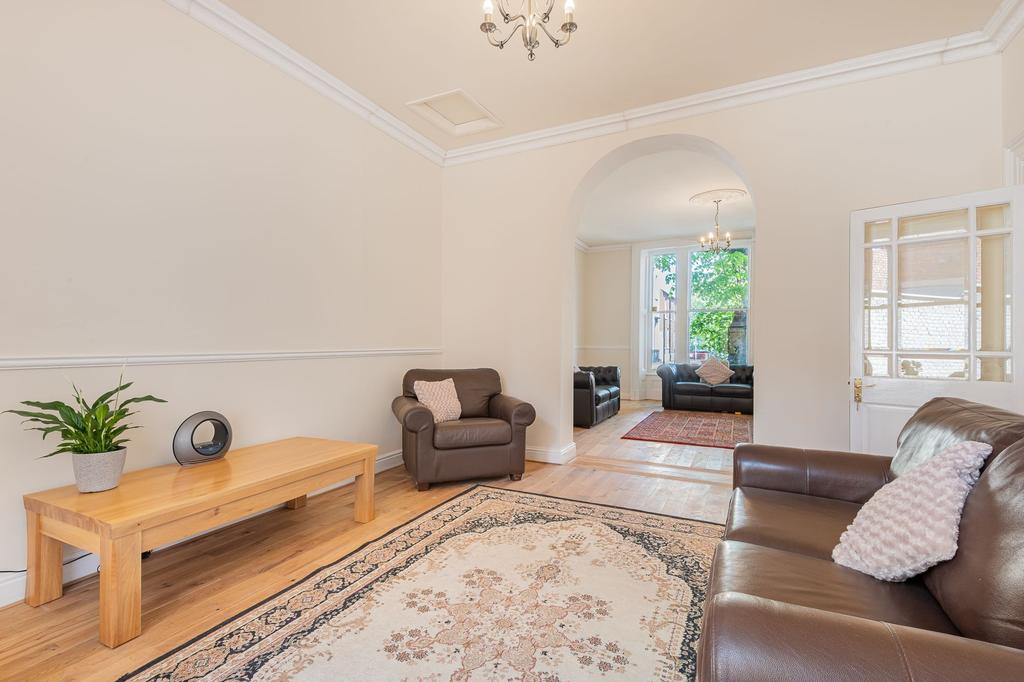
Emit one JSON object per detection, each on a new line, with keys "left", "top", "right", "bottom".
{"left": 413, "top": 378, "right": 462, "bottom": 423}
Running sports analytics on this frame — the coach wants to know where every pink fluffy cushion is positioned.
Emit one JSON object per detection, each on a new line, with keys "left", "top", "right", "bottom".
{"left": 832, "top": 440, "right": 991, "bottom": 582}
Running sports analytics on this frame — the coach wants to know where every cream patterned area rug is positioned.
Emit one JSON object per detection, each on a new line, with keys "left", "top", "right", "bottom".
{"left": 122, "top": 487, "right": 722, "bottom": 682}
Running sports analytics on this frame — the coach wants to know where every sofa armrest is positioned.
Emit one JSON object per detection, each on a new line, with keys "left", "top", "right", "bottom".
{"left": 699, "top": 592, "right": 1024, "bottom": 682}
{"left": 391, "top": 396, "right": 434, "bottom": 433}
{"left": 655, "top": 363, "right": 679, "bottom": 383}
{"left": 573, "top": 370, "right": 596, "bottom": 390}
{"left": 489, "top": 394, "right": 537, "bottom": 427}
{"left": 655, "top": 364, "right": 679, "bottom": 408}
{"left": 733, "top": 443, "right": 892, "bottom": 504}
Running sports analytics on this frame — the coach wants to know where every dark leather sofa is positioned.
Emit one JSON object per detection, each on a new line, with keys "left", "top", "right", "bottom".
{"left": 573, "top": 366, "right": 621, "bottom": 428}
{"left": 697, "top": 397, "right": 1024, "bottom": 681}
{"left": 391, "top": 368, "right": 535, "bottom": 491}
{"left": 656, "top": 363, "right": 753, "bottom": 414}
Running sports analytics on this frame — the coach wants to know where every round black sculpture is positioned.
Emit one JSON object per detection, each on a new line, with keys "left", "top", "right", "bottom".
{"left": 173, "top": 411, "right": 232, "bottom": 465}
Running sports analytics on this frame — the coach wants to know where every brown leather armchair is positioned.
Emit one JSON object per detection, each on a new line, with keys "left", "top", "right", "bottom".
{"left": 698, "top": 397, "right": 1024, "bottom": 681}
{"left": 391, "top": 368, "right": 536, "bottom": 491}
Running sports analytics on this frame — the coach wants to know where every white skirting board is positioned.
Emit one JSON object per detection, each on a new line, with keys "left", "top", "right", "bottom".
{"left": 526, "top": 442, "right": 577, "bottom": 465}
{"left": 0, "top": 448, "right": 405, "bottom": 608}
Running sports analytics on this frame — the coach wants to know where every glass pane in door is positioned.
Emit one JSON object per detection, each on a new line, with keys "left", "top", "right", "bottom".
{"left": 977, "top": 234, "right": 1012, "bottom": 352}
{"left": 977, "top": 204, "right": 1010, "bottom": 231}
{"left": 897, "top": 356, "right": 968, "bottom": 379}
{"left": 864, "top": 247, "right": 890, "bottom": 350}
{"left": 864, "top": 354, "right": 891, "bottom": 377}
{"left": 865, "top": 220, "right": 891, "bottom": 243}
{"left": 977, "top": 357, "right": 1013, "bottom": 382}
{"left": 898, "top": 239, "right": 968, "bottom": 351}
{"left": 898, "top": 209, "right": 968, "bottom": 239}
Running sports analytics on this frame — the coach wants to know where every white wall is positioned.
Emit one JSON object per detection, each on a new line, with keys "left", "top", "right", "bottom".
{"left": 1004, "top": 28, "right": 1024, "bottom": 146}
{"left": 573, "top": 246, "right": 586, "bottom": 363}
{"left": 0, "top": 1, "right": 442, "bottom": 601}
{"left": 575, "top": 247, "right": 633, "bottom": 395}
{"left": 442, "top": 57, "right": 1005, "bottom": 457}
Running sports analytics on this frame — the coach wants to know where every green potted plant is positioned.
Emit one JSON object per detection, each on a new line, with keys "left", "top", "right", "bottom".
{"left": 6, "top": 379, "right": 165, "bottom": 493}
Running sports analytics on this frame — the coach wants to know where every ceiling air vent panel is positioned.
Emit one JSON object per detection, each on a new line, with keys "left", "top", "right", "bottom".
{"left": 407, "top": 89, "right": 501, "bottom": 137}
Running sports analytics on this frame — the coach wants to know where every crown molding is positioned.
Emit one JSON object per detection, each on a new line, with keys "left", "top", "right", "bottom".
{"left": 985, "top": 0, "right": 1024, "bottom": 49}
{"left": 575, "top": 239, "right": 635, "bottom": 253}
{"left": 587, "top": 243, "right": 632, "bottom": 253}
{"left": 0, "top": 347, "right": 442, "bottom": 371}
{"left": 165, "top": 0, "right": 445, "bottom": 166}
{"left": 166, "top": 0, "right": 1024, "bottom": 169}
{"left": 444, "top": 30, "right": 1007, "bottom": 165}
{"left": 577, "top": 237, "right": 630, "bottom": 250}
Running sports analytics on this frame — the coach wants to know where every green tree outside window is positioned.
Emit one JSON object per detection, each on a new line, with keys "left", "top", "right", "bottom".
{"left": 654, "top": 249, "right": 750, "bottom": 364}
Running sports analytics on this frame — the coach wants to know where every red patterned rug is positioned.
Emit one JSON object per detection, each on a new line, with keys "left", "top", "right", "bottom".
{"left": 622, "top": 410, "right": 752, "bottom": 449}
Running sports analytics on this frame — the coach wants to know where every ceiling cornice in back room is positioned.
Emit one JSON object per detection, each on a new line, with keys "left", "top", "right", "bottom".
{"left": 167, "top": 0, "right": 1024, "bottom": 168}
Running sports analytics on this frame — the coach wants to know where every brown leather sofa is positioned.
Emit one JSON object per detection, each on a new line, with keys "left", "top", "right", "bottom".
{"left": 698, "top": 397, "right": 1024, "bottom": 681}
{"left": 657, "top": 363, "right": 753, "bottom": 414}
{"left": 391, "top": 368, "right": 536, "bottom": 491}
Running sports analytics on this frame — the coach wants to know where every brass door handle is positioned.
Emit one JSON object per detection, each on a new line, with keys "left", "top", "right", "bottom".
{"left": 852, "top": 378, "right": 876, "bottom": 404}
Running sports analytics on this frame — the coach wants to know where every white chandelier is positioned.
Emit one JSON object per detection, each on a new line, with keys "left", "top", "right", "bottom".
{"left": 690, "top": 189, "right": 747, "bottom": 254}
{"left": 480, "top": 0, "right": 578, "bottom": 61}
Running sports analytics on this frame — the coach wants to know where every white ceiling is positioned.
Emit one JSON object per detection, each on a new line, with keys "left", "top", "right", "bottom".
{"left": 578, "top": 149, "right": 754, "bottom": 246}
{"left": 221, "top": 0, "right": 1000, "bottom": 150}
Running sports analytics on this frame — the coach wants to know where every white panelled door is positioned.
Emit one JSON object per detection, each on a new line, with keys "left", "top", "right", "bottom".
{"left": 850, "top": 187, "right": 1024, "bottom": 454}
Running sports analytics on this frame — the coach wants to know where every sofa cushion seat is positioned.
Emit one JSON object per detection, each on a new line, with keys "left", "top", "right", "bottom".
{"left": 594, "top": 387, "right": 612, "bottom": 405}
{"left": 709, "top": 540, "right": 958, "bottom": 634}
{"left": 433, "top": 418, "right": 512, "bottom": 449}
{"left": 712, "top": 383, "right": 753, "bottom": 398}
{"left": 725, "top": 487, "right": 861, "bottom": 560}
{"left": 604, "top": 385, "right": 621, "bottom": 400}
{"left": 673, "top": 381, "right": 711, "bottom": 396}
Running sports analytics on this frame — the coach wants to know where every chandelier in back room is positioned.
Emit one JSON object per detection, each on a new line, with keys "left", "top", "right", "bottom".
{"left": 690, "top": 189, "right": 748, "bottom": 254}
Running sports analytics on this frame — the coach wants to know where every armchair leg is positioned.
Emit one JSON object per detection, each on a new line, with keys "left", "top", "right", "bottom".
{"left": 417, "top": 482, "right": 430, "bottom": 491}
{"left": 509, "top": 474, "right": 523, "bottom": 481}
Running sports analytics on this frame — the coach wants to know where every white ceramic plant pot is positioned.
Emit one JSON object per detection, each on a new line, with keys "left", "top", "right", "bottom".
{"left": 72, "top": 448, "right": 127, "bottom": 493}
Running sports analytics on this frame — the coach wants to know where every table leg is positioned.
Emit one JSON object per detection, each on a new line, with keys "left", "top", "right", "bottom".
{"left": 25, "top": 511, "right": 63, "bottom": 607}
{"left": 99, "top": 532, "right": 142, "bottom": 648}
{"left": 285, "top": 495, "right": 307, "bottom": 509}
{"left": 353, "top": 456, "right": 375, "bottom": 523}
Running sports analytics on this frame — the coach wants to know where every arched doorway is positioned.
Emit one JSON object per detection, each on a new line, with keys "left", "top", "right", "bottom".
{"left": 567, "top": 134, "right": 757, "bottom": 468}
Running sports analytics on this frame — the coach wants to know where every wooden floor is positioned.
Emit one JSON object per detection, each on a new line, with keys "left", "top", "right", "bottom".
{"left": 0, "top": 400, "right": 732, "bottom": 681}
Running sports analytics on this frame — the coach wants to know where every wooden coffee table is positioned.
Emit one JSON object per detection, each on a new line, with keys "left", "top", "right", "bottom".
{"left": 23, "top": 437, "right": 376, "bottom": 648}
